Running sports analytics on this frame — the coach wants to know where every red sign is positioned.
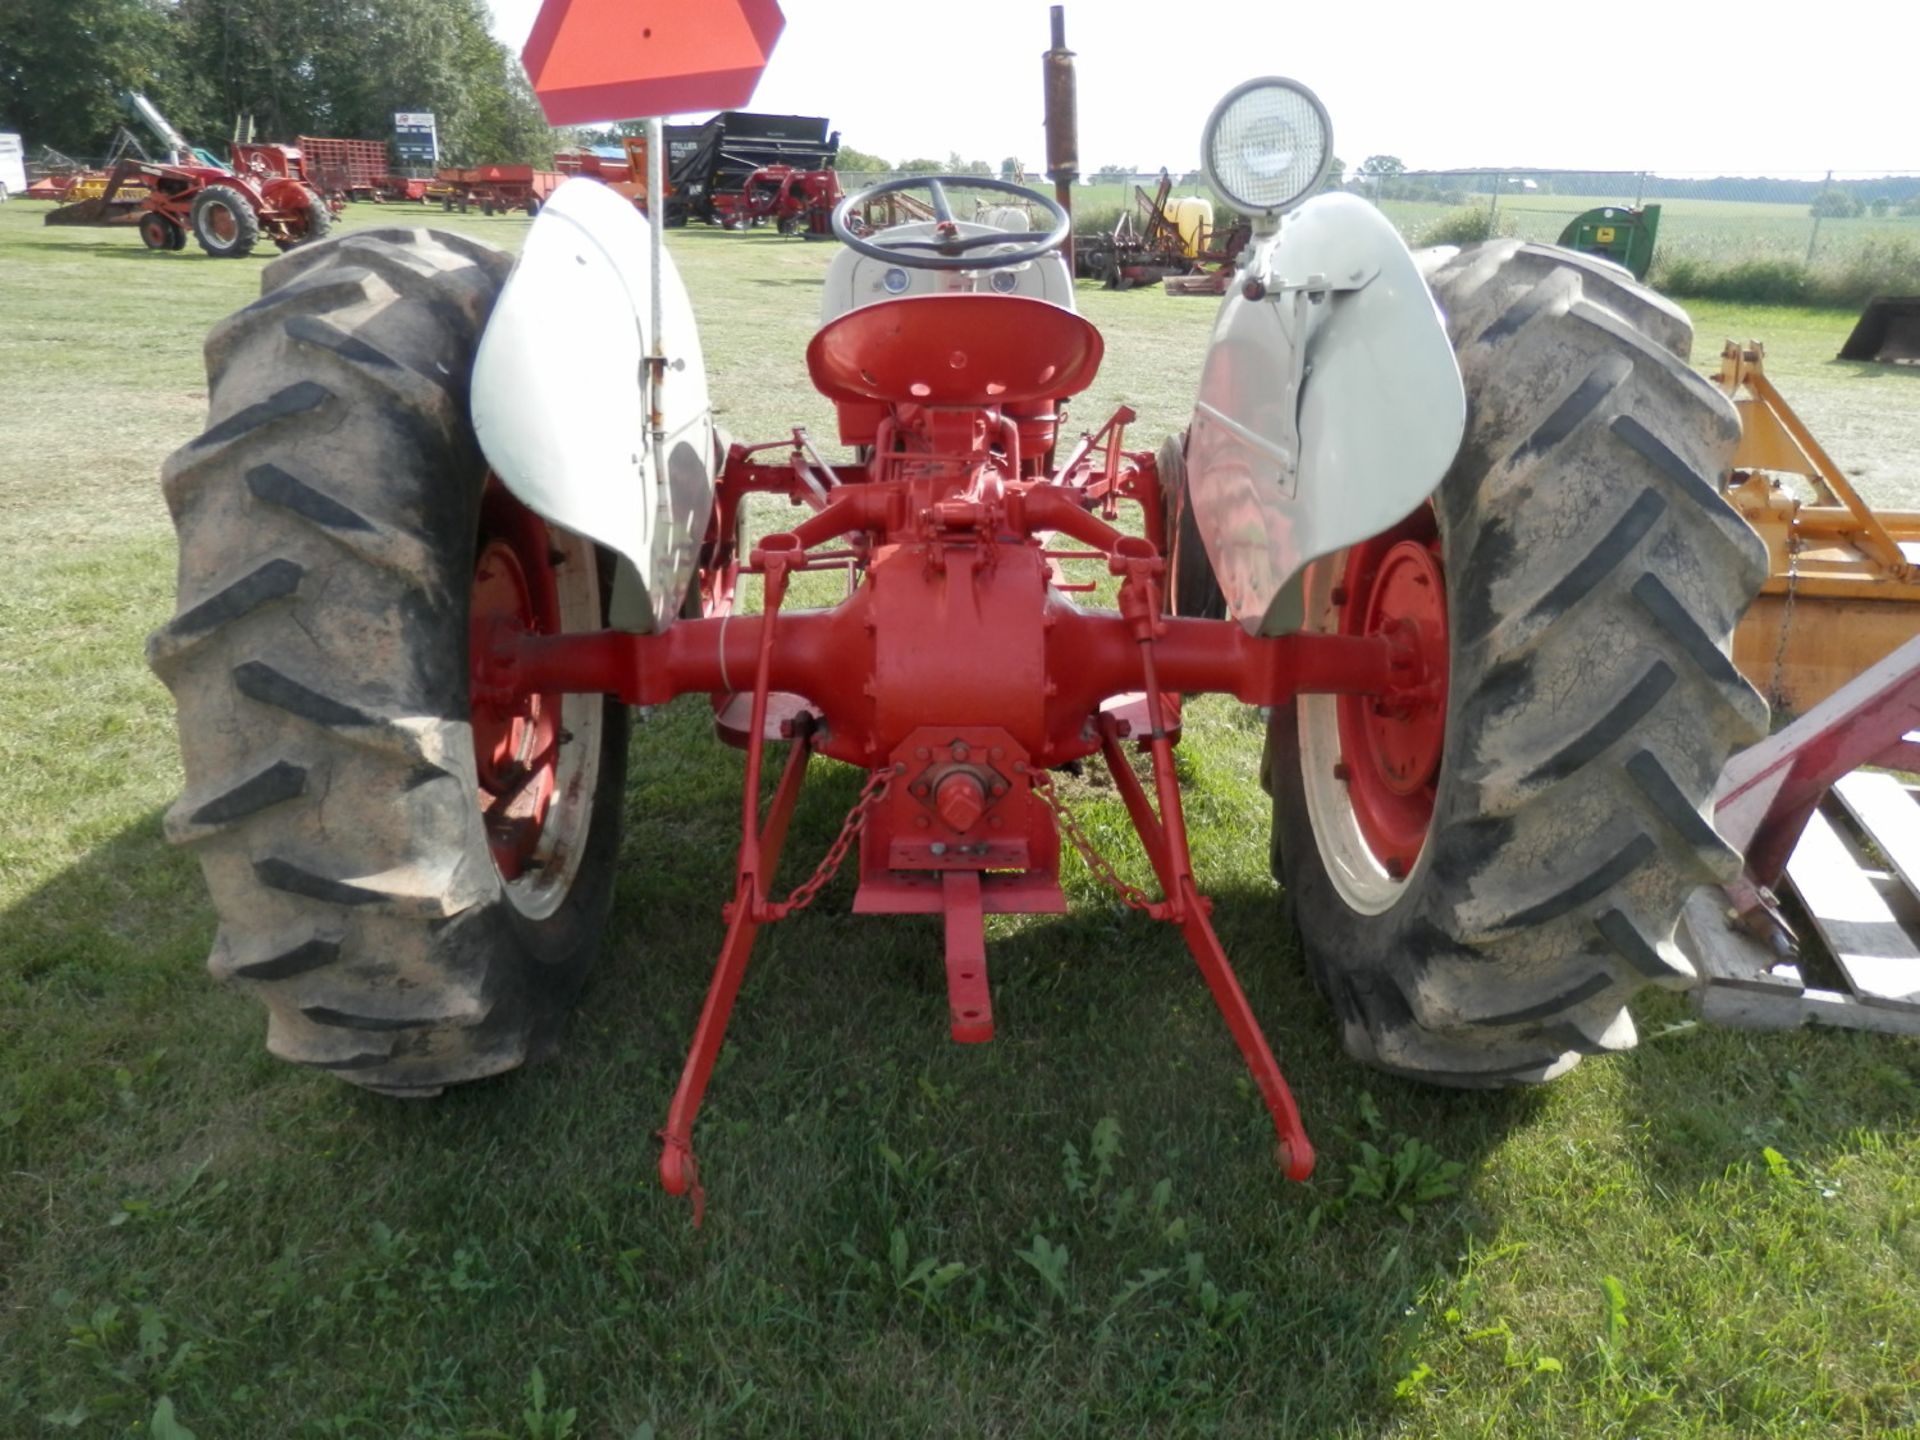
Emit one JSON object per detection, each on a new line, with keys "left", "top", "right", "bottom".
{"left": 522, "top": 0, "right": 785, "bottom": 125}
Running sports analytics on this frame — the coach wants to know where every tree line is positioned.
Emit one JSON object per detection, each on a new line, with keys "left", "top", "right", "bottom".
{"left": 0, "top": 0, "right": 551, "bottom": 166}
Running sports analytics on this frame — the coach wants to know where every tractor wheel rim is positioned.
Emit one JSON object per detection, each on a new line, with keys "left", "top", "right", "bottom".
{"left": 208, "top": 204, "right": 237, "bottom": 245}
{"left": 1297, "top": 507, "right": 1449, "bottom": 913}
{"left": 468, "top": 481, "right": 603, "bottom": 918}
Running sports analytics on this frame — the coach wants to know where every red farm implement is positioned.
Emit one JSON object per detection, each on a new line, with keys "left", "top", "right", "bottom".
{"left": 148, "top": 6, "right": 1914, "bottom": 1221}
{"left": 436, "top": 164, "right": 564, "bottom": 215}
{"left": 555, "top": 148, "right": 634, "bottom": 185}
{"left": 710, "top": 163, "right": 844, "bottom": 235}
{"left": 295, "top": 136, "right": 389, "bottom": 202}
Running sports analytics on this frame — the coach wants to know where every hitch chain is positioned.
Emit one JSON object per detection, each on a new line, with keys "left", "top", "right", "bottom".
{"left": 765, "top": 765, "right": 895, "bottom": 918}
{"left": 1029, "top": 769, "right": 1156, "bottom": 913}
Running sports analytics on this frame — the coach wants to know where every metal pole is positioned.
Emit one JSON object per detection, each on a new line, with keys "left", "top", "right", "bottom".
{"left": 1486, "top": 172, "right": 1500, "bottom": 236}
{"left": 1043, "top": 6, "right": 1078, "bottom": 274}
{"left": 647, "top": 117, "right": 669, "bottom": 588}
{"left": 1635, "top": 169, "right": 1646, "bottom": 207}
{"left": 1806, "top": 169, "right": 1829, "bottom": 266}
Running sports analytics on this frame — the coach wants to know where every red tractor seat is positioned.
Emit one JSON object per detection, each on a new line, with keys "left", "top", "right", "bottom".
{"left": 806, "top": 294, "right": 1104, "bottom": 409}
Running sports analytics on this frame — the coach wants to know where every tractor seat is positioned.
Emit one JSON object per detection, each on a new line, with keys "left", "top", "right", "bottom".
{"left": 806, "top": 293, "right": 1103, "bottom": 409}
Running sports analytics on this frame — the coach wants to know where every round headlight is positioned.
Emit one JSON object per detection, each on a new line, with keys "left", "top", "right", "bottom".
{"left": 1201, "top": 78, "right": 1333, "bottom": 216}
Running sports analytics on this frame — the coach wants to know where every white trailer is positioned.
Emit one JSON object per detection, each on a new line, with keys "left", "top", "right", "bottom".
{"left": 0, "top": 134, "right": 25, "bottom": 198}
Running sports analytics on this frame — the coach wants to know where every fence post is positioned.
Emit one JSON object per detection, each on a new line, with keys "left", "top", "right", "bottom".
{"left": 1635, "top": 170, "right": 1646, "bottom": 207}
{"left": 1805, "top": 168, "right": 1830, "bottom": 266}
{"left": 1486, "top": 172, "right": 1501, "bottom": 235}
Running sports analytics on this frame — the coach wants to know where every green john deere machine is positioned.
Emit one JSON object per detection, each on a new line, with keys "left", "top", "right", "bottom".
{"left": 1557, "top": 203, "right": 1660, "bottom": 279}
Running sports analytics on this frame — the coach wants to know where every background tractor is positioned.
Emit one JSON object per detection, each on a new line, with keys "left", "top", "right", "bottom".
{"left": 43, "top": 92, "right": 332, "bottom": 256}
{"left": 150, "top": 45, "right": 1784, "bottom": 1217}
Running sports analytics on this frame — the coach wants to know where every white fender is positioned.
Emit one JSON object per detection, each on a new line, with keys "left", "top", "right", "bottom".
{"left": 471, "top": 177, "right": 714, "bottom": 632}
{"left": 1186, "top": 191, "right": 1465, "bottom": 634}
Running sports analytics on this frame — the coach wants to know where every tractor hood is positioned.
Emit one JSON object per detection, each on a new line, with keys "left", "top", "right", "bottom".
{"left": 1185, "top": 191, "right": 1465, "bottom": 634}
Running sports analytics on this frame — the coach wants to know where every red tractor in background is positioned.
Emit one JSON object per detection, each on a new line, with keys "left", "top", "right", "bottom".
{"left": 43, "top": 93, "right": 331, "bottom": 257}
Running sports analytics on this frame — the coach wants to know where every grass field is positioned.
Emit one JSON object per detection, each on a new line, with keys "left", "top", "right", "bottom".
{"left": 3, "top": 200, "right": 1920, "bottom": 1439}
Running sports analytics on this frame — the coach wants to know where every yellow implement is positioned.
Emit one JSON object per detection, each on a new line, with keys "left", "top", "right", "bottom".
{"left": 1716, "top": 341, "right": 1920, "bottom": 714}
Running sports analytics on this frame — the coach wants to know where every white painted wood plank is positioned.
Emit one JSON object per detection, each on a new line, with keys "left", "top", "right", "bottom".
{"left": 1833, "top": 770, "right": 1920, "bottom": 903}
{"left": 1785, "top": 805, "right": 1920, "bottom": 1007}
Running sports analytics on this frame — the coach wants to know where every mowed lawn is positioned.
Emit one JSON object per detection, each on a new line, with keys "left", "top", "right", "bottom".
{"left": 3, "top": 199, "right": 1920, "bottom": 1439}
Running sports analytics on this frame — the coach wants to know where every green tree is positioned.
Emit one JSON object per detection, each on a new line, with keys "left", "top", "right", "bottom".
{"left": 167, "top": 0, "right": 553, "bottom": 162}
{"left": 896, "top": 157, "right": 944, "bottom": 175}
{"left": 834, "top": 143, "right": 890, "bottom": 172}
{"left": 1810, "top": 185, "right": 1861, "bottom": 218}
{"left": 0, "top": 0, "right": 188, "bottom": 158}
{"left": 1357, "top": 154, "right": 1405, "bottom": 178}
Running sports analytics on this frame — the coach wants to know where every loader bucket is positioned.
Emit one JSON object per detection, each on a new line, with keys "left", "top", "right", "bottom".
{"left": 1838, "top": 296, "right": 1920, "bottom": 365}
{"left": 43, "top": 196, "right": 143, "bottom": 227}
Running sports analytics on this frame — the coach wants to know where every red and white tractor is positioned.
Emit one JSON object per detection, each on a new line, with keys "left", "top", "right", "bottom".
{"left": 150, "top": 77, "right": 1766, "bottom": 1217}
{"left": 43, "top": 92, "right": 332, "bottom": 257}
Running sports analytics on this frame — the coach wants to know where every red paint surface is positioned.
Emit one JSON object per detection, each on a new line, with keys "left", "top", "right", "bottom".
{"left": 523, "top": 0, "right": 784, "bottom": 123}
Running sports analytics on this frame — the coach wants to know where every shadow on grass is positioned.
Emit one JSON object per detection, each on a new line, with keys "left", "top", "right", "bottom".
{"left": 16, "top": 726, "right": 1916, "bottom": 1434}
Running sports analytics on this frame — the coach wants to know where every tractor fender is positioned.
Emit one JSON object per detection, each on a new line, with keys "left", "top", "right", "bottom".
{"left": 1186, "top": 191, "right": 1465, "bottom": 634}
{"left": 471, "top": 176, "right": 715, "bottom": 631}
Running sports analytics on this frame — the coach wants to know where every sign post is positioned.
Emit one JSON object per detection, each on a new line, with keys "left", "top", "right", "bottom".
{"left": 393, "top": 112, "right": 439, "bottom": 170}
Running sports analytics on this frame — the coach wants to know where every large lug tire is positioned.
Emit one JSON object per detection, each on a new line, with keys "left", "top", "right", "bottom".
{"left": 277, "top": 194, "right": 333, "bottom": 252}
{"left": 149, "top": 228, "right": 630, "bottom": 1096}
{"left": 1269, "top": 240, "right": 1769, "bottom": 1086}
{"left": 191, "top": 183, "right": 261, "bottom": 258}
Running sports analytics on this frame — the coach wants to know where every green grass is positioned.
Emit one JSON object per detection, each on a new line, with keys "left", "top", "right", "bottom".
{"left": 4, "top": 200, "right": 1920, "bottom": 1439}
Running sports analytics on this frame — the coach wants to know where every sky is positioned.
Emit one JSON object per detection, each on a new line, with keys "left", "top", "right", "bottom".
{"left": 487, "top": 0, "right": 1917, "bottom": 177}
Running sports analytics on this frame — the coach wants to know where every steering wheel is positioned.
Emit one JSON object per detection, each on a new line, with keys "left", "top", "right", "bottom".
{"left": 831, "top": 174, "right": 1070, "bottom": 271}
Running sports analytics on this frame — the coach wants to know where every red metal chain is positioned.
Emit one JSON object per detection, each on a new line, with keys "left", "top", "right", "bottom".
{"left": 1028, "top": 769, "right": 1157, "bottom": 912}
{"left": 766, "top": 765, "right": 896, "bottom": 917}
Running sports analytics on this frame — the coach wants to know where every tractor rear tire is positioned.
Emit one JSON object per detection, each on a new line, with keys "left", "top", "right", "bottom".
{"left": 277, "top": 194, "right": 333, "bottom": 252}
{"left": 192, "top": 184, "right": 261, "bottom": 258}
{"left": 149, "top": 227, "right": 630, "bottom": 1095}
{"left": 1268, "top": 240, "right": 1769, "bottom": 1086}
{"left": 1157, "top": 431, "right": 1226, "bottom": 620}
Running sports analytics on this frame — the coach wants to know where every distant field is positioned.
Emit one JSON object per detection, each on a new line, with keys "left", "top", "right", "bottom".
{"left": 1371, "top": 190, "right": 1920, "bottom": 266}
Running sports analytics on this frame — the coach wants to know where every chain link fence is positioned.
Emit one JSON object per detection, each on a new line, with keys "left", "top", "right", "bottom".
{"left": 1343, "top": 169, "right": 1920, "bottom": 271}
{"left": 837, "top": 167, "right": 1919, "bottom": 262}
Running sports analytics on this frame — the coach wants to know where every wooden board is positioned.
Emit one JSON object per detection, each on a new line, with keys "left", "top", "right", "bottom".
{"left": 1681, "top": 891, "right": 1920, "bottom": 1036}
{"left": 1783, "top": 803, "right": 1920, "bottom": 1008}
{"left": 1833, "top": 770, "right": 1920, "bottom": 901}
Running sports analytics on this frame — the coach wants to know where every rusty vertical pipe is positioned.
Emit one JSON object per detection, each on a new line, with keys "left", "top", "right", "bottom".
{"left": 1043, "top": 5, "right": 1078, "bottom": 275}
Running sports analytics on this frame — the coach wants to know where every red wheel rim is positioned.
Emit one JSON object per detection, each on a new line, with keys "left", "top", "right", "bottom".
{"left": 469, "top": 482, "right": 562, "bottom": 881}
{"left": 1334, "top": 507, "right": 1449, "bottom": 878}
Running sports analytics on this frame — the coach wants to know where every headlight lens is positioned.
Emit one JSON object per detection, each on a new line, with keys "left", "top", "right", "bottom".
{"left": 1202, "top": 78, "right": 1333, "bottom": 215}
